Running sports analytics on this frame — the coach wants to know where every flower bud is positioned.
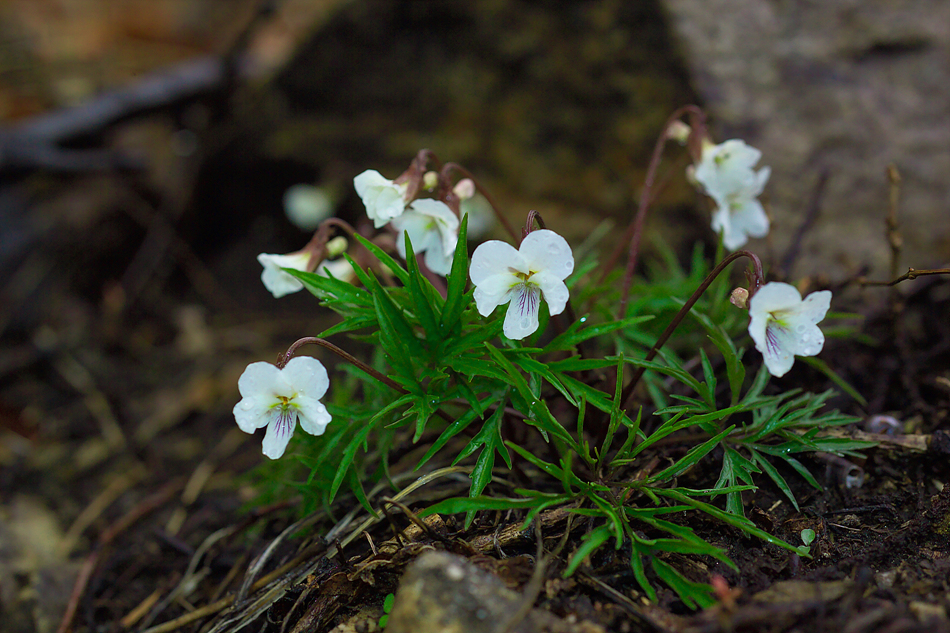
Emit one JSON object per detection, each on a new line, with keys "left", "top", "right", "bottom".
{"left": 423, "top": 171, "right": 439, "bottom": 191}
{"left": 325, "top": 236, "right": 348, "bottom": 258}
{"left": 729, "top": 287, "right": 749, "bottom": 309}
{"left": 453, "top": 178, "right": 476, "bottom": 200}
{"left": 666, "top": 120, "right": 691, "bottom": 145}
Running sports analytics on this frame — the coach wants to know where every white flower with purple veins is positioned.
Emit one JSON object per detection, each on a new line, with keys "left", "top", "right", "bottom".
{"left": 391, "top": 198, "right": 459, "bottom": 275}
{"left": 233, "top": 357, "right": 332, "bottom": 459}
{"left": 748, "top": 282, "right": 832, "bottom": 378}
{"left": 353, "top": 170, "right": 409, "bottom": 228}
{"left": 258, "top": 251, "right": 311, "bottom": 298}
{"left": 470, "top": 229, "right": 574, "bottom": 340}
{"left": 694, "top": 139, "right": 771, "bottom": 250}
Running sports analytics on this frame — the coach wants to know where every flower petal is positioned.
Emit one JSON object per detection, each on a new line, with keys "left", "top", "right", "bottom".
{"left": 353, "top": 170, "right": 407, "bottom": 228}
{"left": 750, "top": 282, "right": 802, "bottom": 314}
{"left": 423, "top": 243, "right": 454, "bottom": 276}
{"left": 798, "top": 290, "right": 832, "bottom": 324}
{"left": 730, "top": 198, "right": 770, "bottom": 241}
{"left": 532, "top": 271, "right": 569, "bottom": 316}
{"left": 711, "top": 205, "right": 748, "bottom": 250}
{"left": 281, "top": 356, "right": 329, "bottom": 400}
{"left": 261, "top": 409, "right": 296, "bottom": 459}
{"left": 238, "top": 362, "right": 290, "bottom": 399}
{"left": 257, "top": 252, "right": 310, "bottom": 298}
{"left": 470, "top": 240, "right": 526, "bottom": 285}
{"left": 233, "top": 396, "right": 274, "bottom": 433}
{"left": 295, "top": 396, "right": 332, "bottom": 436}
{"left": 503, "top": 284, "right": 541, "bottom": 340}
{"left": 758, "top": 321, "right": 798, "bottom": 378}
{"left": 519, "top": 230, "right": 574, "bottom": 281}
{"left": 473, "top": 272, "right": 518, "bottom": 316}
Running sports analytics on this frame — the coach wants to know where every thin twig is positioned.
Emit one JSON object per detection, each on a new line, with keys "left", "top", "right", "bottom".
{"left": 57, "top": 478, "right": 184, "bottom": 633}
{"left": 858, "top": 267, "right": 950, "bottom": 287}
{"left": 781, "top": 169, "right": 828, "bottom": 277}
{"left": 885, "top": 164, "right": 902, "bottom": 281}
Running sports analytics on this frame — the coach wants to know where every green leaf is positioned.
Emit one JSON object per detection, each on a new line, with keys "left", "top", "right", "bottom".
{"left": 646, "top": 425, "right": 735, "bottom": 483}
{"left": 403, "top": 233, "right": 443, "bottom": 353}
{"left": 654, "top": 488, "right": 801, "bottom": 555}
{"left": 749, "top": 448, "right": 799, "bottom": 510}
{"left": 799, "top": 356, "right": 868, "bottom": 407}
{"left": 419, "top": 495, "right": 551, "bottom": 517}
{"left": 563, "top": 525, "right": 613, "bottom": 577}
{"left": 543, "top": 315, "right": 655, "bottom": 354}
{"left": 650, "top": 559, "right": 716, "bottom": 610}
{"left": 352, "top": 233, "right": 410, "bottom": 285}
{"left": 368, "top": 273, "right": 419, "bottom": 382}
{"left": 440, "top": 214, "right": 470, "bottom": 334}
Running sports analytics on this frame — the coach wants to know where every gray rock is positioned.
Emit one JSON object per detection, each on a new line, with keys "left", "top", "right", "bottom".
{"left": 386, "top": 551, "right": 599, "bottom": 633}
{"left": 661, "top": 0, "right": 950, "bottom": 277}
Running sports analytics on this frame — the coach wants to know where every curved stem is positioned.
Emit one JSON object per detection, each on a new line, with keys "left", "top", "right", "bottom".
{"left": 441, "top": 162, "right": 519, "bottom": 243}
{"left": 613, "top": 105, "right": 706, "bottom": 318}
{"left": 280, "top": 337, "right": 404, "bottom": 393}
{"left": 524, "top": 209, "right": 546, "bottom": 238}
{"left": 619, "top": 249, "right": 763, "bottom": 411}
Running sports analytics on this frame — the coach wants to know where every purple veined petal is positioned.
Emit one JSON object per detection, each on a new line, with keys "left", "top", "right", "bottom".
{"left": 759, "top": 321, "right": 798, "bottom": 377}
{"left": 532, "top": 270, "right": 570, "bottom": 316}
{"left": 295, "top": 396, "right": 332, "bottom": 436}
{"left": 519, "top": 230, "right": 574, "bottom": 281}
{"left": 281, "top": 356, "right": 329, "bottom": 400}
{"left": 503, "top": 284, "right": 541, "bottom": 340}
{"left": 261, "top": 408, "right": 297, "bottom": 459}
{"left": 472, "top": 272, "right": 518, "bottom": 316}
{"left": 233, "top": 395, "right": 274, "bottom": 433}
{"left": 470, "top": 240, "right": 526, "bottom": 284}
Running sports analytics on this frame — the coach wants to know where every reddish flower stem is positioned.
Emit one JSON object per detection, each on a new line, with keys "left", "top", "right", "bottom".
{"left": 441, "top": 162, "right": 519, "bottom": 243}
{"left": 613, "top": 105, "right": 706, "bottom": 318}
{"left": 280, "top": 337, "right": 404, "bottom": 393}
{"left": 619, "top": 249, "right": 763, "bottom": 412}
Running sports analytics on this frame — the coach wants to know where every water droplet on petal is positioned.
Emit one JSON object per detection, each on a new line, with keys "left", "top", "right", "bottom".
{"left": 796, "top": 324, "right": 806, "bottom": 332}
{"left": 521, "top": 317, "right": 530, "bottom": 328}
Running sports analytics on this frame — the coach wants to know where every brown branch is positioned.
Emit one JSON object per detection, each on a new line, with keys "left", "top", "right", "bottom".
{"left": 859, "top": 267, "right": 950, "bottom": 287}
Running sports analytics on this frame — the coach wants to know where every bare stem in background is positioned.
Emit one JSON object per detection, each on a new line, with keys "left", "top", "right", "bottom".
{"left": 611, "top": 105, "right": 706, "bottom": 318}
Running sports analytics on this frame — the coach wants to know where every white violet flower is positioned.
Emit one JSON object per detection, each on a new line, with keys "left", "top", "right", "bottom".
{"left": 470, "top": 229, "right": 574, "bottom": 340}
{"left": 694, "top": 139, "right": 771, "bottom": 250}
{"left": 748, "top": 282, "right": 832, "bottom": 378}
{"left": 233, "top": 357, "right": 332, "bottom": 459}
{"left": 391, "top": 198, "right": 460, "bottom": 276}
{"left": 258, "top": 251, "right": 311, "bottom": 298}
{"left": 354, "top": 169, "right": 409, "bottom": 228}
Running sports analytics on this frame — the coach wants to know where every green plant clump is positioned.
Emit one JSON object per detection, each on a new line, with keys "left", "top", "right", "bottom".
{"left": 236, "top": 113, "right": 875, "bottom": 609}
